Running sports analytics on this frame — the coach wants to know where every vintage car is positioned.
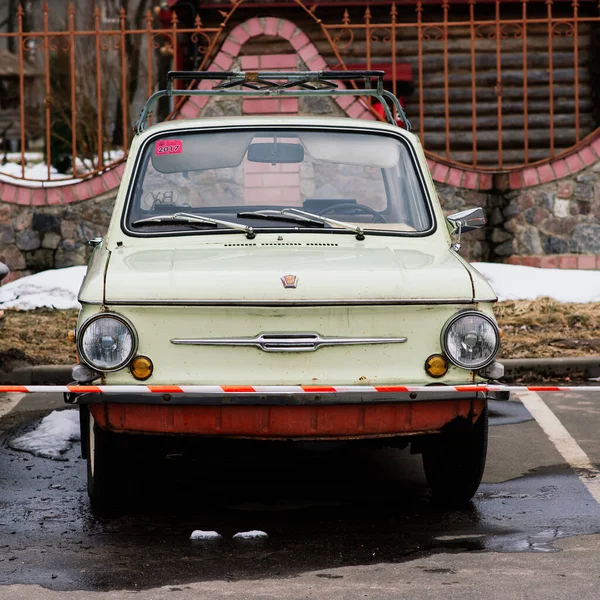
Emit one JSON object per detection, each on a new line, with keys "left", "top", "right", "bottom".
{"left": 70, "top": 71, "right": 503, "bottom": 510}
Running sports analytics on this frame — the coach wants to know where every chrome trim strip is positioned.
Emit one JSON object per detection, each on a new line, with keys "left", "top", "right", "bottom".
{"left": 106, "top": 298, "right": 496, "bottom": 307}
{"left": 171, "top": 332, "right": 407, "bottom": 352}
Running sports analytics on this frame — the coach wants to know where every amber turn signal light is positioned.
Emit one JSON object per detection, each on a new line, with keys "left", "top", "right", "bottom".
{"left": 425, "top": 354, "right": 448, "bottom": 378}
{"left": 130, "top": 355, "right": 153, "bottom": 380}
{"left": 67, "top": 329, "right": 75, "bottom": 343}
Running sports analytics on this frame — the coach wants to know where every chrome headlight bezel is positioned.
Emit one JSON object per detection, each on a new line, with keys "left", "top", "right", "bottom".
{"left": 76, "top": 312, "right": 138, "bottom": 372}
{"left": 441, "top": 310, "right": 500, "bottom": 370}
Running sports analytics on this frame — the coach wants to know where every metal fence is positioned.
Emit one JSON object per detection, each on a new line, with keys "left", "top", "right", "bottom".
{"left": 0, "top": 0, "right": 599, "bottom": 183}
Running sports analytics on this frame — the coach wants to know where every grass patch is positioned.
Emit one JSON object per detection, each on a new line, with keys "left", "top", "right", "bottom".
{"left": 495, "top": 298, "right": 600, "bottom": 359}
{"left": 0, "top": 308, "right": 78, "bottom": 366}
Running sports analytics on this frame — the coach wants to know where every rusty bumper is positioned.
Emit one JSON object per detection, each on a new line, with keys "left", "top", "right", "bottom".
{"left": 84, "top": 391, "right": 486, "bottom": 439}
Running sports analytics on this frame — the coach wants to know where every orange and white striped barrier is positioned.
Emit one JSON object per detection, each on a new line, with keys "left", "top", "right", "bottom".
{"left": 0, "top": 384, "right": 598, "bottom": 394}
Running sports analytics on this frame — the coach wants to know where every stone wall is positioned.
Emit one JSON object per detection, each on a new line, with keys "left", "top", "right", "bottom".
{"left": 0, "top": 190, "right": 115, "bottom": 283}
{"left": 491, "top": 160, "right": 600, "bottom": 268}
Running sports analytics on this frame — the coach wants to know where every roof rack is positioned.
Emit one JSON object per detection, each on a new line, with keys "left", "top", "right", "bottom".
{"left": 134, "top": 70, "right": 411, "bottom": 134}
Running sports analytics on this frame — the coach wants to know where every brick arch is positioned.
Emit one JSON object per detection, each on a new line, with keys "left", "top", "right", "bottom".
{"left": 175, "top": 17, "right": 375, "bottom": 123}
{"left": 0, "top": 163, "right": 125, "bottom": 208}
{"left": 426, "top": 130, "right": 600, "bottom": 192}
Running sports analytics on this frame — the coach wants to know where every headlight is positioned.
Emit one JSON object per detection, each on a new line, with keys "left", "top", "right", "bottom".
{"left": 77, "top": 313, "right": 137, "bottom": 372}
{"left": 441, "top": 311, "right": 500, "bottom": 370}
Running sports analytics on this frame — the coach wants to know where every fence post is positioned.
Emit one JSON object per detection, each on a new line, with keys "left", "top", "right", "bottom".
{"left": 495, "top": 0, "right": 503, "bottom": 169}
{"left": 171, "top": 9, "right": 179, "bottom": 113}
{"left": 522, "top": 0, "right": 529, "bottom": 164}
{"left": 68, "top": 2, "right": 77, "bottom": 176}
{"left": 391, "top": 3, "right": 397, "bottom": 101}
{"left": 469, "top": 0, "right": 478, "bottom": 168}
{"left": 17, "top": 4, "right": 26, "bottom": 178}
{"left": 146, "top": 9, "right": 153, "bottom": 125}
{"left": 94, "top": 5, "right": 104, "bottom": 170}
{"left": 120, "top": 7, "right": 128, "bottom": 150}
{"left": 573, "top": 0, "right": 579, "bottom": 143}
{"left": 442, "top": 0, "right": 450, "bottom": 159}
{"left": 546, "top": 0, "right": 555, "bottom": 158}
{"left": 416, "top": 1, "right": 424, "bottom": 144}
{"left": 43, "top": 1, "right": 52, "bottom": 180}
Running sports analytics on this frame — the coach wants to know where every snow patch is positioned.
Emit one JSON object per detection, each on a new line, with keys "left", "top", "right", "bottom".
{"left": 190, "top": 530, "right": 222, "bottom": 540}
{"left": 233, "top": 530, "right": 269, "bottom": 540}
{"left": 0, "top": 266, "right": 86, "bottom": 310}
{"left": 9, "top": 410, "right": 80, "bottom": 460}
{"left": 0, "top": 150, "right": 125, "bottom": 187}
{"left": 472, "top": 262, "right": 600, "bottom": 303}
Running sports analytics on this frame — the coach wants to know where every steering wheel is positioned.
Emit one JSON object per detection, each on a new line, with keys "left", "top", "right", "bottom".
{"left": 319, "top": 202, "right": 388, "bottom": 224}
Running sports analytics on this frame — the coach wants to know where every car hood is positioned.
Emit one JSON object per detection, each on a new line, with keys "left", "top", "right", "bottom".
{"left": 103, "top": 244, "right": 482, "bottom": 304}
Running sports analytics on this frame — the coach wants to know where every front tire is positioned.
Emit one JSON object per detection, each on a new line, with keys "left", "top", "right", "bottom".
{"left": 86, "top": 410, "right": 128, "bottom": 513}
{"left": 422, "top": 405, "right": 488, "bottom": 506}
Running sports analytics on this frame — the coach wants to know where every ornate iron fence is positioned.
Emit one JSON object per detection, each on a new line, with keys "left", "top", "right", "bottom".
{"left": 0, "top": 0, "right": 598, "bottom": 184}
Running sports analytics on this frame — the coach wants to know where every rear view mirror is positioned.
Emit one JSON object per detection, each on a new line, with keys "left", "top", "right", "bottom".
{"left": 247, "top": 142, "right": 304, "bottom": 164}
{"left": 446, "top": 207, "right": 486, "bottom": 235}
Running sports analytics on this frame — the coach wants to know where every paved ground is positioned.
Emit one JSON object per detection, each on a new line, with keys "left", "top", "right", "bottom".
{"left": 0, "top": 390, "right": 599, "bottom": 599}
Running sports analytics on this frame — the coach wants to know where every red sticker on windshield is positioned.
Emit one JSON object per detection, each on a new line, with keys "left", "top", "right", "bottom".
{"left": 155, "top": 139, "right": 183, "bottom": 156}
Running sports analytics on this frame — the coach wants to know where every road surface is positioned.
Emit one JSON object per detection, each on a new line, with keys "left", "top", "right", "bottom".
{"left": 1, "top": 390, "right": 599, "bottom": 599}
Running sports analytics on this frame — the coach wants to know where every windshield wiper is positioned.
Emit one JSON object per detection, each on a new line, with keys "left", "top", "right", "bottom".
{"left": 132, "top": 212, "right": 256, "bottom": 239}
{"left": 237, "top": 209, "right": 325, "bottom": 227}
{"left": 239, "top": 208, "right": 365, "bottom": 240}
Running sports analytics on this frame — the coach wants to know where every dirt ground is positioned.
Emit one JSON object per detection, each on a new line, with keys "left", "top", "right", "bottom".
{"left": 0, "top": 309, "right": 78, "bottom": 369}
{"left": 0, "top": 299, "right": 598, "bottom": 369}
{"left": 494, "top": 298, "right": 600, "bottom": 359}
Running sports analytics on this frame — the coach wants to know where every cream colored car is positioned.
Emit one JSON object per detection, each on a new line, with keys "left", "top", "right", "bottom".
{"left": 70, "top": 71, "right": 503, "bottom": 511}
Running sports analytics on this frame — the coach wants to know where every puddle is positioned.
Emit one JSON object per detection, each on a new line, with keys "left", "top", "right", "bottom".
{"left": 488, "top": 400, "right": 533, "bottom": 427}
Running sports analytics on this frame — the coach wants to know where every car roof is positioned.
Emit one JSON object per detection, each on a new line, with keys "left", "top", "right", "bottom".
{"left": 136, "top": 115, "right": 417, "bottom": 143}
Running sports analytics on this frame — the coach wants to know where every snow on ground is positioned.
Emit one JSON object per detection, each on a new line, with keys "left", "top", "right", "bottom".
{"left": 0, "top": 151, "right": 125, "bottom": 187}
{"left": 0, "top": 161, "right": 72, "bottom": 181}
{"left": 0, "top": 266, "right": 86, "bottom": 310}
{"left": 472, "top": 262, "right": 600, "bottom": 303}
{"left": 233, "top": 530, "right": 269, "bottom": 540}
{"left": 9, "top": 410, "right": 80, "bottom": 461}
{"left": 190, "top": 530, "right": 222, "bottom": 540}
{"left": 3, "top": 152, "right": 44, "bottom": 162}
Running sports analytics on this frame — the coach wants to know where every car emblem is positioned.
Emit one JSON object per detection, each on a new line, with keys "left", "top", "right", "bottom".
{"left": 281, "top": 274, "right": 298, "bottom": 288}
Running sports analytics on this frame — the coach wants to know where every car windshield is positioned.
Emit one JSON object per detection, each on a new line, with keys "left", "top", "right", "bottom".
{"left": 125, "top": 128, "right": 432, "bottom": 236}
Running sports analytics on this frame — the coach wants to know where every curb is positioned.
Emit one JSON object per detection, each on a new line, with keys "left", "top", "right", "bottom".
{"left": 0, "top": 365, "right": 73, "bottom": 385}
{"left": 499, "top": 357, "right": 600, "bottom": 379}
{"left": 0, "top": 358, "right": 599, "bottom": 386}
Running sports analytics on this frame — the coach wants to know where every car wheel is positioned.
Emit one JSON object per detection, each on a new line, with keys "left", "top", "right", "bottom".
{"left": 86, "top": 410, "right": 129, "bottom": 513}
{"left": 421, "top": 405, "right": 488, "bottom": 507}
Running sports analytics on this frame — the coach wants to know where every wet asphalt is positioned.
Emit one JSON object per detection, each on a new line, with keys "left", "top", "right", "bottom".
{"left": 0, "top": 392, "right": 599, "bottom": 596}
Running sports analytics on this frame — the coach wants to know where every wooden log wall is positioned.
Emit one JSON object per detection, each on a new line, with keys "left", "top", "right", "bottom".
{"left": 205, "top": 2, "right": 598, "bottom": 169}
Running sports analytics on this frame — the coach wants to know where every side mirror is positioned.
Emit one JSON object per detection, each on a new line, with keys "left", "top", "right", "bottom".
{"left": 0, "top": 261, "right": 9, "bottom": 283}
{"left": 446, "top": 207, "right": 486, "bottom": 235}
